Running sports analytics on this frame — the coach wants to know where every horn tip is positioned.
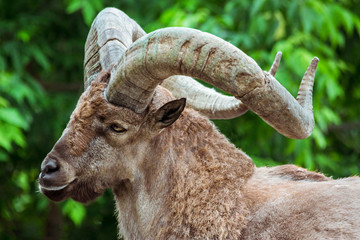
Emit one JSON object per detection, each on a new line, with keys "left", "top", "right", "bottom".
{"left": 312, "top": 57, "right": 319, "bottom": 65}
{"left": 269, "top": 51, "right": 283, "bottom": 76}
{"left": 307, "top": 57, "right": 319, "bottom": 75}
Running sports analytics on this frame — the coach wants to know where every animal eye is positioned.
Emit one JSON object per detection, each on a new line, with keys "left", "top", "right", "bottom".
{"left": 110, "top": 124, "right": 127, "bottom": 133}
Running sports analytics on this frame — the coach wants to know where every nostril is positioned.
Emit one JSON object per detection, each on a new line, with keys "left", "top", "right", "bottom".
{"left": 46, "top": 164, "right": 59, "bottom": 174}
{"left": 41, "top": 159, "right": 60, "bottom": 176}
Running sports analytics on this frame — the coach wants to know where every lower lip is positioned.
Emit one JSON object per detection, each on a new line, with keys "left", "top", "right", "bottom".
{"left": 39, "top": 184, "right": 68, "bottom": 191}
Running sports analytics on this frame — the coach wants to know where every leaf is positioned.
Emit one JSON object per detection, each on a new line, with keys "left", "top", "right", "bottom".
{"left": 354, "top": 18, "right": 360, "bottom": 36}
{"left": 250, "top": 0, "right": 266, "bottom": 17}
{"left": 0, "top": 108, "right": 29, "bottom": 129}
{"left": 17, "top": 30, "right": 31, "bottom": 43}
{"left": 82, "top": 2, "right": 96, "bottom": 26}
{"left": 13, "top": 194, "right": 31, "bottom": 213}
{"left": 0, "top": 128, "right": 12, "bottom": 151}
{"left": 0, "top": 56, "right": 6, "bottom": 71}
{"left": 294, "top": 139, "right": 314, "bottom": 170}
{"left": 91, "top": 0, "right": 103, "bottom": 11}
{"left": 312, "top": 126, "right": 326, "bottom": 149}
{"left": 339, "top": 8, "right": 354, "bottom": 35}
{"left": 287, "top": 1, "right": 299, "bottom": 22}
{"left": 322, "top": 107, "right": 340, "bottom": 125}
{"left": 249, "top": 15, "right": 267, "bottom": 35}
{"left": 0, "top": 97, "right": 9, "bottom": 108}
{"left": 325, "top": 76, "right": 343, "bottom": 101}
{"left": 62, "top": 199, "right": 86, "bottom": 226}
{"left": 14, "top": 171, "right": 30, "bottom": 191}
{"left": 0, "top": 151, "right": 8, "bottom": 162}
{"left": 273, "top": 11, "right": 286, "bottom": 40}
{"left": 0, "top": 124, "right": 26, "bottom": 150}
{"left": 300, "top": 6, "right": 314, "bottom": 33}
{"left": 8, "top": 43, "right": 22, "bottom": 74}
{"left": 252, "top": 156, "right": 280, "bottom": 167}
{"left": 66, "top": 0, "right": 83, "bottom": 14}
{"left": 30, "top": 46, "right": 50, "bottom": 72}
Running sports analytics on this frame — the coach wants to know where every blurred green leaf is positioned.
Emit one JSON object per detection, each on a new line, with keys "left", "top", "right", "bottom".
{"left": 252, "top": 156, "right": 280, "bottom": 167}
{"left": 0, "top": 124, "right": 26, "bottom": 150}
{"left": 30, "top": 46, "right": 50, "bottom": 72}
{"left": 63, "top": 199, "right": 86, "bottom": 226}
{"left": 273, "top": 11, "right": 286, "bottom": 40}
{"left": 14, "top": 171, "right": 30, "bottom": 191}
{"left": 13, "top": 194, "right": 31, "bottom": 213}
{"left": 82, "top": 2, "right": 96, "bottom": 26}
{"left": 17, "top": 30, "right": 31, "bottom": 43}
{"left": 312, "top": 126, "right": 327, "bottom": 149}
{"left": 66, "top": 0, "right": 83, "bottom": 13}
{"left": 0, "top": 151, "right": 8, "bottom": 162}
{"left": 0, "top": 108, "right": 29, "bottom": 129}
{"left": 66, "top": 0, "right": 103, "bottom": 26}
{"left": 250, "top": 0, "right": 266, "bottom": 17}
{"left": 300, "top": 6, "right": 314, "bottom": 33}
{"left": 0, "top": 97, "right": 9, "bottom": 107}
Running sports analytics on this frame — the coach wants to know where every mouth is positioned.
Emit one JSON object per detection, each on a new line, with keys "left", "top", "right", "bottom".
{"left": 38, "top": 176, "right": 77, "bottom": 191}
{"left": 39, "top": 183, "right": 69, "bottom": 191}
{"left": 38, "top": 178, "right": 77, "bottom": 202}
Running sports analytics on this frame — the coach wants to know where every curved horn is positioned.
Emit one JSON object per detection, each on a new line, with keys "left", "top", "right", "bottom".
{"left": 269, "top": 52, "right": 282, "bottom": 76}
{"left": 163, "top": 51, "right": 285, "bottom": 119}
{"left": 84, "top": 9, "right": 248, "bottom": 119}
{"left": 106, "top": 27, "right": 318, "bottom": 139}
{"left": 162, "top": 76, "right": 248, "bottom": 119}
{"left": 297, "top": 57, "right": 318, "bottom": 112}
{"left": 84, "top": 8, "right": 146, "bottom": 89}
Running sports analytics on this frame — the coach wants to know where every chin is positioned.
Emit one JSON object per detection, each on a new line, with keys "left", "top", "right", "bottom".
{"left": 39, "top": 180, "right": 104, "bottom": 204}
{"left": 39, "top": 184, "right": 72, "bottom": 202}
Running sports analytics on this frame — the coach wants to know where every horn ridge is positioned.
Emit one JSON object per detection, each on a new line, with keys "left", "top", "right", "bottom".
{"left": 86, "top": 9, "right": 251, "bottom": 119}
{"left": 161, "top": 76, "right": 249, "bottom": 119}
{"left": 269, "top": 52, "right": 282, "bottom": 76}
{"left": 83, "top": 8, "right": 146, "bottom": 89}
{"left": 296, "top": 57, "right": 318, "bottom": 111}
{"left": 106, "top": 27, "right": 318, "bottom": 139}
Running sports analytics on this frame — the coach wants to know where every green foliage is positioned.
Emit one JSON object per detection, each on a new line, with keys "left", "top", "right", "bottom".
{"left": 0, "top": 0, "right": 359, "bottom": 239}
{"left": 66, "top": 0, "right": 104, "bottom": 25}
{"left": 62, "top": 200, "right": 86, "bottom": 226}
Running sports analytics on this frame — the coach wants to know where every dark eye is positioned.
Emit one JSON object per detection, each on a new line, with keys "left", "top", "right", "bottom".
{"left": 110, "top": 124, "right": 127, "bottom": 133}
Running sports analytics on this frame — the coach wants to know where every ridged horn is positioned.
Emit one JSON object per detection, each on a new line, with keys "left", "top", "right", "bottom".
{"left": 105, "top": 27, "right": 318, "bottom": 139}
{"left": 269, "top": 52, "right": 282, "bottom": 76}
{"left": 85, "top": 8, "right": 248, "bottom": 119}
{"left": 83, "top": 8, "right": 146, "bottom": 89}
{"left": 296, "top": 57, "right": 318, "bottom": 111}
{"left": 161, "top": 76, "right": 248, "bottom": 119}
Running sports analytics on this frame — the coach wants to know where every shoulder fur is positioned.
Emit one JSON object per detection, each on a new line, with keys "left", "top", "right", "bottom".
{"left": 154, "top": 109, "right": 255, "bottom": 239}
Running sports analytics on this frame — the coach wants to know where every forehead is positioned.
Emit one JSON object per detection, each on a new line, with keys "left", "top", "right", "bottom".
{"left": 65, "top": 79, "right": 145, "bottom": 156}
{"left": 73, "top": 80, "right": 145, "bottom": 125}
{"left": 64, "top": 74, "right": 175, "bottom": 156}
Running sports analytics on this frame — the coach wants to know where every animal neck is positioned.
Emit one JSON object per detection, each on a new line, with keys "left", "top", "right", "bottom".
{"left": 113, "top": 109, "right": 255, "bottom": 239}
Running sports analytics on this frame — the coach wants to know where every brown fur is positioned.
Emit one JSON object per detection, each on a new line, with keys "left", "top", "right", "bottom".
{"left": 268, "top": 164, "right": 331, "bottom": 182}
{"left": 242, "top": 168, "right": 360, "bottom": 239}
{"left": 153, "top": 109, "right": 254, "bottom": 239}
{"left": 39, "top": 73, "right": 360, "bottom": 239}
{"left": 66, "top": 71, "right": 145, "bottom": 156}
{"left": 66, "top": 71, "right": 110, "bottom": 155}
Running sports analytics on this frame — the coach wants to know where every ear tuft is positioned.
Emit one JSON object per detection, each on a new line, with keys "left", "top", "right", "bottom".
{"left": 155, "top": 98, "right": 186, "bottom": 129}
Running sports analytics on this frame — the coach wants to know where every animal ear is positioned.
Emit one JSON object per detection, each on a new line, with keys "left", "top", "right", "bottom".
{"left": 154, "top": 98, "right": 186, "bottom": 129}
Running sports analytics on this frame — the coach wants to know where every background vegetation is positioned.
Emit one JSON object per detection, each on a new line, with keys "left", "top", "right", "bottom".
{"left": 1, "top": 0, "right": 359, "bottom": 239}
